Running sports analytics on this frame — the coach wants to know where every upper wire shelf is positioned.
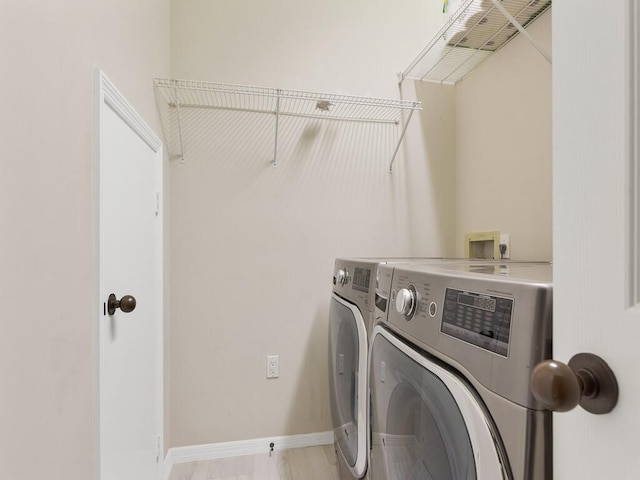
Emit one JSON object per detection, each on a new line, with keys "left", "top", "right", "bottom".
{"left": 401, "top": 0, "right": 551, "bottom": 85}
{"left": 154, "top": 78, "right": 422, "bottom": 171}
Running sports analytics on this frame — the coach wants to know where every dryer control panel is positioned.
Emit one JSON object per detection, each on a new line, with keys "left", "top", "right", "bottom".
{"left": 442, "top": 288, "right": 513, "bottom": 357}
{"left": 384, "top": 262, "right": 552, "bottom": 409}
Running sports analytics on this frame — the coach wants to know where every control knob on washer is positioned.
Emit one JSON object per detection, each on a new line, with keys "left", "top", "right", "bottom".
{"left": 396, "top": 288, "right": 416, "bottom": 316}
{"left": 336, "top": 269, "right": 349, "bottom": 286}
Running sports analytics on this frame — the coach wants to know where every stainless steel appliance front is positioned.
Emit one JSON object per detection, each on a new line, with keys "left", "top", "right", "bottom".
{"left": 370, "top": 263, "right": 553, "bottom": 480}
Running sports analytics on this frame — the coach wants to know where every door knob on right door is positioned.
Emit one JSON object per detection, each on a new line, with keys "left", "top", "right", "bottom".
{"left": 107, "top": 293, "right": 137, "bottom": 315}
{"left": 530, "top": 353, "right": 618, "bottom": 414}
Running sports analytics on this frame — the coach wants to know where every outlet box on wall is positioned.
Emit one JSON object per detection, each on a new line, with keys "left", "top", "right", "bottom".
{"left": 499, "top": 233, "right": 510, "bottom": 259}
{"left": 267, "top": 355, "right": 279, "bottom": 379}
{"left": 465, "top": 231, "right": 500, "bottom": 259}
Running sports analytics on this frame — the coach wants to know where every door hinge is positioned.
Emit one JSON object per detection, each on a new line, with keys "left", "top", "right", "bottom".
{"left": 156, "top": 434, "right": 162, "bottom": 463}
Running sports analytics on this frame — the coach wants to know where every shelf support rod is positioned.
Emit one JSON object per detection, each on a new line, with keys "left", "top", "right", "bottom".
{"left": 388, "top": 107, "right": 416, "bottom": 173}
{"left": 174, "top": 80, "right": 186, "bottom": 163}
{"left": 489, "top": 0, "right": 552, "bottom": 64}
{"left": 273, "top": 89, "right": 281, "bottom": 168}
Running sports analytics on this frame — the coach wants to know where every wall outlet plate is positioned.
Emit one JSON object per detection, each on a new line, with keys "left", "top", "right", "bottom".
{"left": 499, "top": 233, "right": 510, "bottom": 259}
{"left": 267, "top": 355, "right": 279, "bottom": 379}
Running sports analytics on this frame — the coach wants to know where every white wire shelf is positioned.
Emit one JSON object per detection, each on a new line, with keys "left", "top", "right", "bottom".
{"left": 401, "top": 0, "right": 551, "bottom": 85}
{"left": 153, "top": 78, "right": 422, "bottom": 171}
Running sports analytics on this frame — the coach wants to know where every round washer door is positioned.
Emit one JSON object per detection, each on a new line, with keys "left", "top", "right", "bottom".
{"left": 369, "top": 326, "right": 509, "bottom": 480}
{"left": 329, "top": 293, "right": 368, "bottom": 478}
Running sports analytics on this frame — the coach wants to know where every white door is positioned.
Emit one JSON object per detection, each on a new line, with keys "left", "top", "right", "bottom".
{"left": 95, "top": 70, "right": 164, "bottom": 480}
{"left": 553, "top": 2, "right": 640, "bottom": 478}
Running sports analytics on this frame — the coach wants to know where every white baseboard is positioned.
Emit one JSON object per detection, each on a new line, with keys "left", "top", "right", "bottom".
{"left": 164, "top": 431, "right": 333, "bottom": 478}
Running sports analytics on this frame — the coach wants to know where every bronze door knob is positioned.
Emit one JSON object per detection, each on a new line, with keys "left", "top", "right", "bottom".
{"left": 530, "top": 353, "right": 618, "bottom": 414}
{"left": 107, "top": 293, "right": 137, "bottom": 315}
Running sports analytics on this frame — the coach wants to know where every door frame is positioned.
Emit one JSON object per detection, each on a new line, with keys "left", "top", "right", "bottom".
{"left": 93, "top": 68, "right": 164, "bottom": 479}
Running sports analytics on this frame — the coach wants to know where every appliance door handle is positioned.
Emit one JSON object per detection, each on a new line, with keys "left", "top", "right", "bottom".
{"left": 530, "top": 353, "right": 618, "bottom": 414}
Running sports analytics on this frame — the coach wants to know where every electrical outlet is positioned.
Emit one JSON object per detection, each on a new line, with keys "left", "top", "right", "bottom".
{"left": 499, "top": 234, "right": 511, "bottom": 259}
{"left": 267, "top": 355, "right": 279, "bottom": 379}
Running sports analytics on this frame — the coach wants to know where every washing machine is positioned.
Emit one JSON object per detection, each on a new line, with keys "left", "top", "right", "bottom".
{"left": 329, "top": 258, "right": 376, "bottom": 480}
{"left": 369, "top": 262, "right": 553, "bottom": 480}
{"left": 329, "top": 258, "right": 527, "bottom": 480}
{"left": 329, "top": 257, "right": 445, "bottom": 480}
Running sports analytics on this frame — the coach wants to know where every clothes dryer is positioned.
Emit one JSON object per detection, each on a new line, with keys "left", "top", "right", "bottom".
{"left": 369, "top": 263, "right": 553, "bottom": 480}
{"left": 329, "top": 258, "right": 525, "bottom": 480}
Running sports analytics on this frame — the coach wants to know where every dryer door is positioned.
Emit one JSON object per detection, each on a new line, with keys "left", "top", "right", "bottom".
{"left": 369, "top": 326, "right": 509, "bottom": 480}
{"left": 329, "top": 293, "right": 368, "bottom": 478}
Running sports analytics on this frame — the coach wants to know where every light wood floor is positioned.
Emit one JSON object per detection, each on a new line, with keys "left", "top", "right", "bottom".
{"left": 168, "top": 445, "right": 340, "bottom": 480}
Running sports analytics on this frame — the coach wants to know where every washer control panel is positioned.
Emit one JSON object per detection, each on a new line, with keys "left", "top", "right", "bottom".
{"left": 352, "top": 267, "right": 372, "bottom": 293}
{"left": 335, "top": 268, "right": 350, "bottom": 286}
{"left": 333, "top": 259, "right": 376, "bottom": 313}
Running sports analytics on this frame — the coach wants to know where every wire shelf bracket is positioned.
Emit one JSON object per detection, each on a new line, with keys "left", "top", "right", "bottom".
{"left": 173, "top": 83, "right": 186, "bottom": 163}
{"left": 400, "top": 0, "right": 551, "bottom": 86}
{"left": 273, "top": 89, "right": 281, "bottom": 168}
{"left": 153, "top": 78, "right": 422, "bottom": 171}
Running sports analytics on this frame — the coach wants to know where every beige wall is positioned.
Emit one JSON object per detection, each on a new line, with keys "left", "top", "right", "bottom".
{"left": 168, "top": 0, "right": 457, "bottom": 447}
{"left": 0, "top": 2, "right": 170, "bottom": 478}
{"left": 454, "top": 11, "right": 552, "bottom": 261}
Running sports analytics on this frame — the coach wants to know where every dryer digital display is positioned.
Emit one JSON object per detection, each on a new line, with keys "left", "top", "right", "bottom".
{"left": 441, "top": 288, "right": 513, "bottom": 357}
{"left": 352, "top": 267, "right": 371, "bottom": 293}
